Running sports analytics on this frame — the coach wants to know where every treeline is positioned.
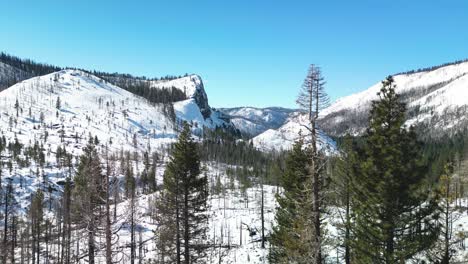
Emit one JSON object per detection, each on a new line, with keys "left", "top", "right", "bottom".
{"left": 0, "top": 52, "right": 191, "bottom": 105}
{"left": 395, "top": 58, "right": 468, "bottom": 76}
{"left": 101, "top": 78, "right": 187, "bottom": 105}
{"left": 199, "top": 128, "right": 284, "bottom": 186}
{"left": 0, "top": 52, "right": 61, "bottom": 77}
{"left": 93, "top": 70, "right": 189, "bottom": 82}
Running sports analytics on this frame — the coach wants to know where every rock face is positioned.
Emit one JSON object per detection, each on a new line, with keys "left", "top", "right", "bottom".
{"left": 318, "top": 60, "right": 468, "bottom": 138}
{"left": 191, "top": 77, "right": 212, "bottom": 119}
{"left": 149, "top": 74, "right": 211, "bottom": 118}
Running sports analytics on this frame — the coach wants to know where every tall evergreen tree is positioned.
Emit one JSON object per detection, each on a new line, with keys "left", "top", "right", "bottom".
{"left": 269, "top": 138, "right": 312, "bottom": 263}
{"left": 351, "top": 76, "right": 439, "bottom": 263}
{"left": 155, "top": 122, "right": 208, "bottom": 264}
{"left": 72, "top": 139, "right": 104, "bottom": 264}
{"left": 333, "top": 135, "right": 359, "bottom": 264}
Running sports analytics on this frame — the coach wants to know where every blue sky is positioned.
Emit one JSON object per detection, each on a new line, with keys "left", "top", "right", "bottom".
{"left": 1, "top": 0, "right": 468, "bottom": 108}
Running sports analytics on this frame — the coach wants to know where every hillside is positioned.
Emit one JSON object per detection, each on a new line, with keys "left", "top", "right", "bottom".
{"left": 0, "top": 68, "right": 274, "bottom": 263}
{"left": 319, "top": 60, "right": 468, "bottom": 138}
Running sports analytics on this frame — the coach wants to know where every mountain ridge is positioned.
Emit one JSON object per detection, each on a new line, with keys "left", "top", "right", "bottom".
{"left": 318, "top": 60, "right": 468, "bottom": 138}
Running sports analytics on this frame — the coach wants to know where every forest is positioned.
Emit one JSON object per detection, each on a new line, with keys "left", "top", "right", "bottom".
{"left": 1, "top": 55, "right": 468, "bottom": 264}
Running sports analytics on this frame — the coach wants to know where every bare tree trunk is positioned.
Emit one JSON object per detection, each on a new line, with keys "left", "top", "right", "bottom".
{"left": 176, "top": 184, "right": 181, "bottom": 264}
{"left": 261, "top": 172, "right": 265, "bottom": 249}
{"left": 184, "top": 184, "right": 190, "bottom": 264}
{"left": 131, "top": 193, "right": 136, "bottom": 264}
{"left": 88, "top": 218, "right": 95, "bottom": 264}
{"left": 106, "top": 156, "right": 113, "bottom": 264}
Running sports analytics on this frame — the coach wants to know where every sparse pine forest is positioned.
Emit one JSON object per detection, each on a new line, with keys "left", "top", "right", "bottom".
{"left": 1, "top": 52, "right": 468, "bottom": 264}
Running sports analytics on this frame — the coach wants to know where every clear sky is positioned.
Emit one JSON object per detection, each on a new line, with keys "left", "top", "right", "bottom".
{"left": 1, "top": 0, "right": 468, "bottom": 108}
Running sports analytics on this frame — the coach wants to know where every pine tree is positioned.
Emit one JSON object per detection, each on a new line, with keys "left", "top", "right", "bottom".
{"left": 14, "top": 98, "right": 19, "bottom": 117}
{"left": 61, "top": 177, "right": 72, "bottom": 264}
{"left": 2, "top": 180, "right": 17, "bottom": 264}
{"left": 155, "top": 122, "right": 209, "bottom": 264}
{"left": 72, "top": 139, "right": 105, "bottom": 264}
{"left": 30, "top": 189, "right": 44, "bottom": 264}
{"left": 56, "top": 96, "right": 61, "bottom": 109}
{"left": 426, "top": 162, "right": 466, "bottom": 263}
{"left": 351, "top": 76, "right": 439, "bottom": 263}
{"left": 333, "top": 135, "right": 358, "bottom": 264}
{"left": 269, "top": 138, "right": 312, "bottom": 263}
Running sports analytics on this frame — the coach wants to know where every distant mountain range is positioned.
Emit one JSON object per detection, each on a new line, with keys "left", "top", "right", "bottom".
{"left": 3, "top": 52, "right": 468, "bottom": 153}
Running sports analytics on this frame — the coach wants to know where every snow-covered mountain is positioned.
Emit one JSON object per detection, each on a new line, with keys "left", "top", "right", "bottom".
{"left": 0, "top": 69, "right": 236, "bottom": 154}
{"left": 252, "top": 112, "right": 335, "bottom": 152}
{"left": 0, "top": 68, "right": 272, "bottom": 263}
{"left": 319, "top": 60, "right": 468, "bottom": 137}
{"left": 220, "top": 107, "right": 299, "bottom": 137}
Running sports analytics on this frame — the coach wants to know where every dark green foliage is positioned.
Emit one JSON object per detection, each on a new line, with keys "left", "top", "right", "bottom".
{"left": 269, "top": 139, "right": 311, "bottom": 263}
{"left": 351, "top": 77, "right": 440, "bottom": 263}
{"left": 331, "top": 135, "right": 359, "bottom": 264}
{"left": 72, "top": 140, "right": 104, "bottom": 264}
{"left": 155, "top": 123, "right": 209, "bottom": 264}
{"left": 0, "top": 52, "right": 61, "bottom": 90}
{"left": 199, "top": 128, "right": 283, "bottom": 186}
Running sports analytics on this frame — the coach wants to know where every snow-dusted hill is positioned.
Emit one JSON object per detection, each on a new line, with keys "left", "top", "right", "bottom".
{"left": 0, "top": 69, "right": 178, "bottom": 153}
{"left": 220, "top": 107, "right": 299, "bottom": 137}
{"left": 252, "top": 112, "right": 335, "bottom": 152}
{"left": 0, "top": 69, "right": 237, "bottom": 155}
{"left": 319, "top": 60, "right": 468, "bottom": 137}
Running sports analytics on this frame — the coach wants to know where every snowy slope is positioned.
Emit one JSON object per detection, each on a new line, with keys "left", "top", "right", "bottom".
{"left": 149, "top": 74, "right": 203, "bottom": 98}
{"left": 252, "top": 113, "right": 335, "bottom": 152}
{"left": 319, "top": 60, "right": 468, "bottom": 137}
{"left": 220, "top": 107, "right": 299, "bottom": 137}
{"left": 0, "top": 69, "right": 177, "bottom": 153}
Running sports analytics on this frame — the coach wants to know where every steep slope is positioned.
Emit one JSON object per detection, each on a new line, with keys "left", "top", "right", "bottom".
{"left": 220, "top": 107, "right": 299, "bottom": 137}
{"left": 319, "top": 60, "right": 468, "bottom": 137}
{"left": 0, "top": 69, "right": 177, "bottom": 154}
